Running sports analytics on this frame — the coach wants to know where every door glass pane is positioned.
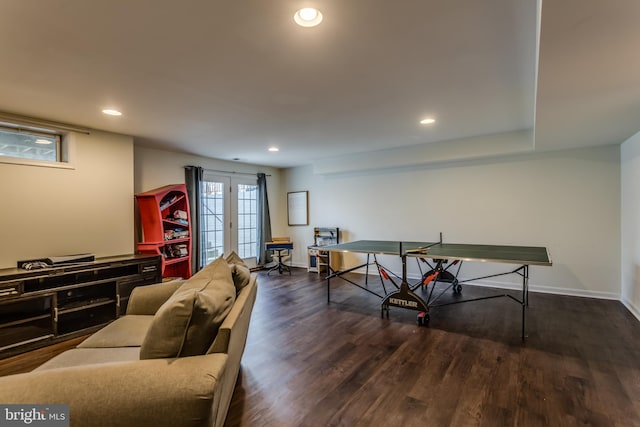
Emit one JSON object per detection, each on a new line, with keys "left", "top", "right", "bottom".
{"left": 201, "top": 181, "right": 225, "bottom": 265}
{"left": 237, "top": 184, "right": 258, "bottom": 259}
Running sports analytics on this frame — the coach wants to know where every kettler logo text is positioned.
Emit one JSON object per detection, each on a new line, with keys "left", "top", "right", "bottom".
{"left": 389, "top": 297, "right": 418, "bottom": 308}
{"left": 0, "top": 405, "right": 68, "bottom": 426}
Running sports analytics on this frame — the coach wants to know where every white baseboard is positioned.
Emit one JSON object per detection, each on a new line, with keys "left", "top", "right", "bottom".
{"left": 467, "top": 277, "right": 620, "bottom": 300}
{"left": 345, "top": 267, "right": 621, "bottom": 300}
{"left": 622, "top": 297, "right": 640, "bottom": 322}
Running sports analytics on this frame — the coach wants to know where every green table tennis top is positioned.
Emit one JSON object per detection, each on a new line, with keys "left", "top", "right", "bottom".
{"left": 319, "top": 240, "right": 552, "bottom": 266}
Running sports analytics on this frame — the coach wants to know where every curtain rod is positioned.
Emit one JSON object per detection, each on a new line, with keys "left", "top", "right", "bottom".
{"left": 186, "top": 166, "right": 271, "bottom": 177}
{"left": 0, "top": 111, "right": 92, "bottom": 134}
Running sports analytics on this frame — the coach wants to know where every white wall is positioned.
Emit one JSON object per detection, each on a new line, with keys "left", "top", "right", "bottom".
{"left": 284, "top": 145, "right": 621, "bottom": 297}
{"left": 134, "top": 145, "right": 287, "bottom": 239}
{"left": 621, "top": 131, "right": 640, "bottom": 319}
{"left": 0, "top": 130, "right": 135, "bottom": 269}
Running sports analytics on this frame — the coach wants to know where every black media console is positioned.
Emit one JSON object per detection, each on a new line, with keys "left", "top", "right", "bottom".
{"left": 0, "top": 254, "right": 161, "bottom": 359}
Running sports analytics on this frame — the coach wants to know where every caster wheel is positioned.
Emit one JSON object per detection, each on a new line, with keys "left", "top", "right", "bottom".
{"left": 452, "top": 280, "right": 462, "bottom": 294}
{"left": 381, "top": 305, "right": 390, "bottom": 319}
{"left": 417, "top": 312, "right": 430, "bottom": 326}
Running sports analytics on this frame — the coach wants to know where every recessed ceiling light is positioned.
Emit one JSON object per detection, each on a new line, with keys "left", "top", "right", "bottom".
{"left": 102, "top": 109, "right": 122, "bottom": 116}
{"left": 294, "top": 7, "right": 323, "bottom": 27}
{"left": 268, "top": 147, "right": 279, "bottom": 152}
{"left": 420, "top": 117, "right": 436, "bottom": 125}
{"left": 35, "top": 138, "right": 53, "bottom": 145}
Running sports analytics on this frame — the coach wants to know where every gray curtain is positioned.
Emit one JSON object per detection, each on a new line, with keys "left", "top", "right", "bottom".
{"left": 256, "top": 172, "right": 273, "bottom": 266}
{"left": 184, "top": 166, "right": 204, "bottom": 273}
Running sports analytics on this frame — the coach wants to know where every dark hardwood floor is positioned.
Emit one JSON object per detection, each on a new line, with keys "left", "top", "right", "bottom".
{"left": 225, "top": 268, "right": 640, "bottom": 427}
{"left": 1, "top": 269, "right": 638, "bottom": 426}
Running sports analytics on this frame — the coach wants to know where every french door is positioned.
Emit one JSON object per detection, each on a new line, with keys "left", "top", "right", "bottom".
{"left": 200, "top": 174, "right": 258, "bottom": 268}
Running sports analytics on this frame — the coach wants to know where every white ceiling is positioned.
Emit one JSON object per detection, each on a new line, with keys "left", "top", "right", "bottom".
{"left": 0, "top": 0, "right": 638, "bottom": 169}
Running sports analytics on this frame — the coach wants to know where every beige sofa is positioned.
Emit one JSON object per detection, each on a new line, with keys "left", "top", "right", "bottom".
{"left": 0, "top": 255, "right": 257, "bottom": 427}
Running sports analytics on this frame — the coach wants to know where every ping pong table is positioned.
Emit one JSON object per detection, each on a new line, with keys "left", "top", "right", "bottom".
{"left": 321, "top": 235, "right": 552, "bottom": 340}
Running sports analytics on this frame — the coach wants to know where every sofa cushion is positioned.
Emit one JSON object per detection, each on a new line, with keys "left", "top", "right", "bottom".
{"left": 224, "top": 250, "right": 246, "bottom": 267}
{"left": 1, "top": 353, "right": 229, "bottom": 427}
{"left": 35, "top": 347, "right": 142, "bottom": 371}
{"left": 229, "top": 264, "right": 251, "bottom": 293}
{"left": 125, "top": 279, "right": 185, "bottom": 316}
{"left": 78, "top": 315, "right": 154, "bottom": 348}
{"left": 225, "top": 251, "right": 251, "bottom": 292}
{"left": 140, "top": 257, "right": 236, "bottom": 359}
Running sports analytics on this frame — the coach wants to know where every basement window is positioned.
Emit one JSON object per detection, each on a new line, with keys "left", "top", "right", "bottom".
{"left": 0, "top": 124, "right": 70, "bottom": 167}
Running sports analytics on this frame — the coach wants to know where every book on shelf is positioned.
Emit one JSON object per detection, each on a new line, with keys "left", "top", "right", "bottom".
{"left": 163, "top": 244, "right": 188, "bottom": 258}
{"left": 159, "top": 194, "right": 179, "bottom": 211}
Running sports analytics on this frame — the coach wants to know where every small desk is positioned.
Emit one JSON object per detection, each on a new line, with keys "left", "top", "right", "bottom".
{"left": 266, "top": 241, "right": 293, "bottom": 275}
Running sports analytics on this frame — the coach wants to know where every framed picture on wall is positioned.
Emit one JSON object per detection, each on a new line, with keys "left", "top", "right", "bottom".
{"left": 287, "top": 191, "right": 308, "bottom": 226}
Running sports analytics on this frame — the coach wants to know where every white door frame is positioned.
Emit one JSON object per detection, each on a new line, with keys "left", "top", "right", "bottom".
{"left": 201, "top": 172, "right": 257, "bottom": 267}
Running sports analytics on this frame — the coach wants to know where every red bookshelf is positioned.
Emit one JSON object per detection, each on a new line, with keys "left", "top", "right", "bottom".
{"left": 135, "top": 184, "right": 192, "bottom": 279}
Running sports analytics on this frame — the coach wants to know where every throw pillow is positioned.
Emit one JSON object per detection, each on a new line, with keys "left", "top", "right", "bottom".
{"left": 139, "top": 257, "right": 236, "bottom": 359}
{"left": 225, "top": 251, "right": 251, "bottom": 292}
{"left": 224, "top": 251, "right": 247, "bottom": 267}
